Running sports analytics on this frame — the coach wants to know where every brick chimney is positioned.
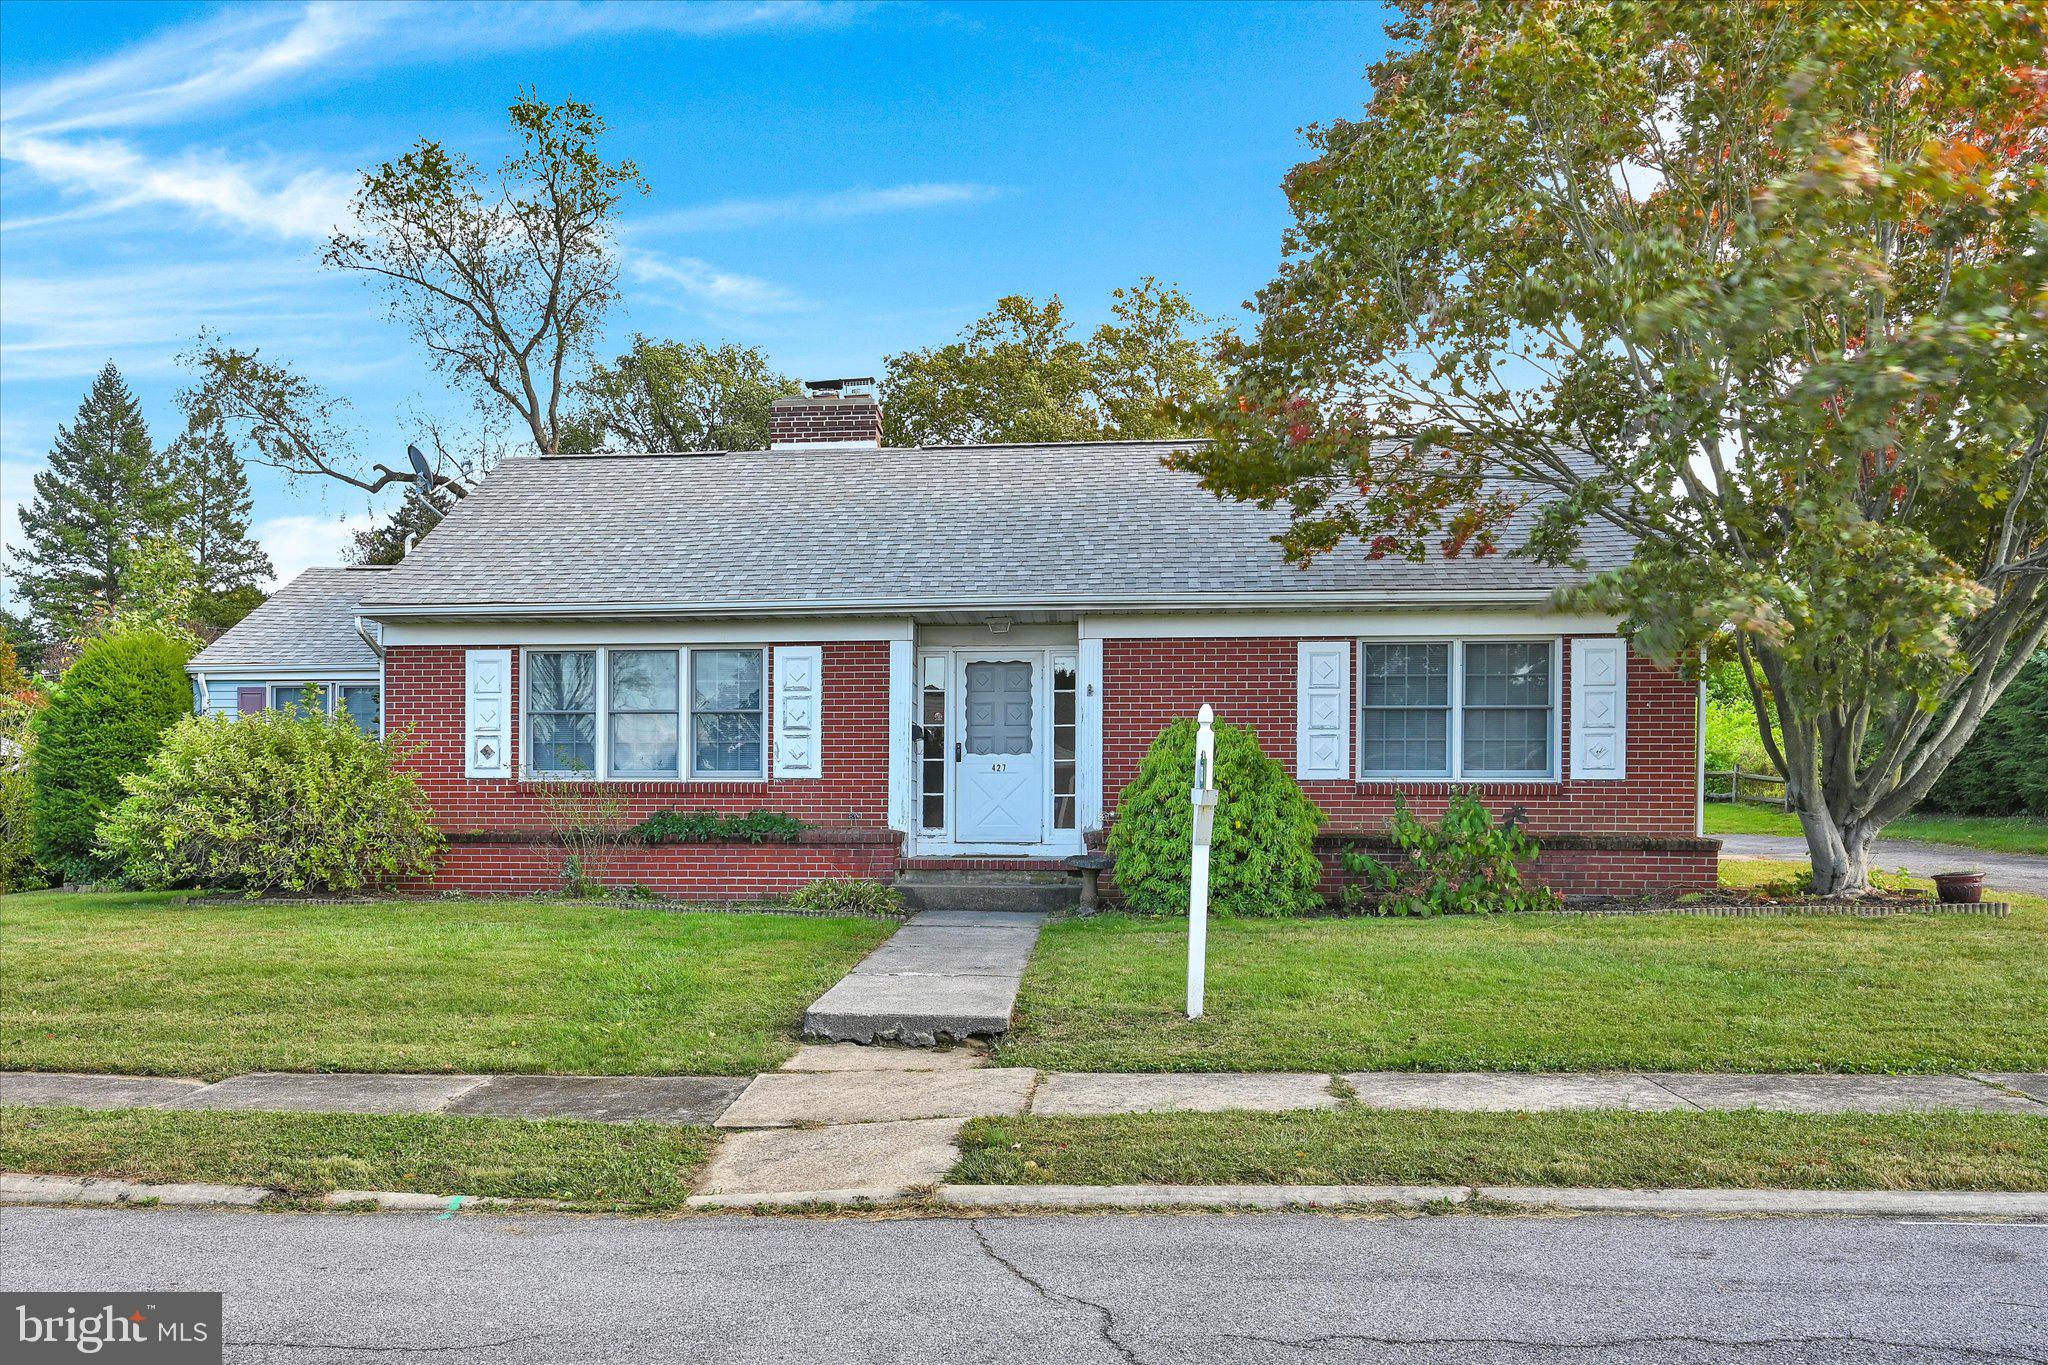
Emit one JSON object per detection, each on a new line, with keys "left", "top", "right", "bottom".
{"left": 769, "top": 377, "right": 883, "bottom": 450}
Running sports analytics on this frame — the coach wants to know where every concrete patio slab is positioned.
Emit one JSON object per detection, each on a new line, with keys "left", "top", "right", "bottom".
{"left": 694, "top": 1117, "right": 965, "bottom": 1197}
{"left": 1974, "top": 1073, "right": 2048, "bottom": 1105}
{"left": 0, "top": 1072, "right": 209, "bottom": 1110}
{"left": 170, "top": 1073, "right": 489, "bottom": 1115}
{"left": 714, "top": 1067, "right": 1035, "bottom": 1128}
{"left": 780, "top": 1044, "right": 989, "bottom": 1073}
{"left": 1340, "top": 1072, "right": 1696, "bottom": 1112}
{"left": 443, "top": 1074, "right": 748, "bottom": 1124}
{"left": 1032, "top": 1072, "right": 1341, "bottom": 1117}
{"left": 1649, "top": 1072, "right": 2044, "bottom": 1114}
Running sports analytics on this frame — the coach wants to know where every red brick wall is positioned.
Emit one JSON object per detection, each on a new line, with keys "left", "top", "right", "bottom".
{"left": 1099, "top": 634, "right": 1711, "bottom": 891}
{"left": 400, "top": 833, "right": 901, "bottom": 899}
{"left": 385, "top": 640, "right": 893, "bottom": 835}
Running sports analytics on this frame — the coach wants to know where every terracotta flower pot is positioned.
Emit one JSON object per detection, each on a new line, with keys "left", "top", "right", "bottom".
{"left": 1932, "top": 871, "right": 1985, "bottom": 904}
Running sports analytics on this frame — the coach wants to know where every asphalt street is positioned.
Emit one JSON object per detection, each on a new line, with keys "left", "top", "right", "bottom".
{"left": 4, "top": 1206, "right": 2043, "bottom": 1363}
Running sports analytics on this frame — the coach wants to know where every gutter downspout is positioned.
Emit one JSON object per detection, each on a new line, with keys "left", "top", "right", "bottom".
{"left": 355, "top": 617, "right": 385, "bottom": 659}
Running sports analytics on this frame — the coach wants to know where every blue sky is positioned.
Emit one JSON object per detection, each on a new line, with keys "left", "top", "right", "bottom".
{"left": 0, "top": 0, "right": 1393, "bottom": 598}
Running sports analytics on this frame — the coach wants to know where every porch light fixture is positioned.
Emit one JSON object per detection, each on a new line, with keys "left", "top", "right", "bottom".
{"left": 985, "top": 617, "right": 1013, "bottom": 634}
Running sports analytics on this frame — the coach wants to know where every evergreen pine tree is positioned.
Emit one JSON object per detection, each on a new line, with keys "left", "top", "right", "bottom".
{"left": 347, "top": 485, "right": 454, "bottom": 565}
{"left": 10, "top": 364, "right": 181, "bottom": 639}
{"left": 169, "top": 416, "right": 273, "bottom": 632}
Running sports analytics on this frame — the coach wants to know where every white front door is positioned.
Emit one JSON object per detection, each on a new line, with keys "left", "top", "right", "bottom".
{"left": 955, "top": 655, "right": 1043, "bottom": 845}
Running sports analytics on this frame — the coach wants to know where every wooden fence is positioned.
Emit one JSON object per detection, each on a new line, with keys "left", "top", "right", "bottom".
{"left": 1704, "top": 767, "right": 1790, "bottom": 810}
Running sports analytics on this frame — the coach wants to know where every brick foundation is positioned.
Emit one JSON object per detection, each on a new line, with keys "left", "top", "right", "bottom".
{"left": 402, "top": 828, "right": 903, "bottom": 899}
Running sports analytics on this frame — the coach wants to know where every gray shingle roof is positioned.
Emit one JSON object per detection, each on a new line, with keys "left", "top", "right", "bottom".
{"left": 189, "top": 567, "right": 386, "bottom": 672}
{"left": 360, "top": 440, "right": 1634, "bottom": 614}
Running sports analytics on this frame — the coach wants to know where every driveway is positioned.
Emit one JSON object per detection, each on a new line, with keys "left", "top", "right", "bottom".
{"left": 1717, "top": 833, "right": 2048, "bottom": 898}
{"left": 5, "top": 1206, "right": 2042, "bottom": 1362}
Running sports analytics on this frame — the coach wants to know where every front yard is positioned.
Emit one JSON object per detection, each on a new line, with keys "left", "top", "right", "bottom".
{"left": 0, "top": 1106, "right": 714, "bottom": 1212}
{"left": 953, "top": 1109, "right": 2048, "bottom": 1192}
{"left": 995, "top": 867, "right": 2048, "bottom": 1076}
{"left": 0, "top": 892, "right": 893, "bottom": 1078}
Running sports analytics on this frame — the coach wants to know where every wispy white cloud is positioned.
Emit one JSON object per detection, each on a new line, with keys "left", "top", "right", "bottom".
{"left": 3, "top": 135, "right": 352, "bottom": 240}
{"left": 624, "top": 250, "right": 808, "bottom": 315}
{"left": 254, "top": 511, "right": 380, "bottom": 587}
{"left": 641, "top": 181, "right": 1004, "bottom": 234}
{"left": 0, "top": 261, "right": 357, "bottom": 382}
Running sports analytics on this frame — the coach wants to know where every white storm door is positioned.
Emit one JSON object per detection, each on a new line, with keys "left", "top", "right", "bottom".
{"left": 955, "top": 654, "right": 1043, "bottom": 845}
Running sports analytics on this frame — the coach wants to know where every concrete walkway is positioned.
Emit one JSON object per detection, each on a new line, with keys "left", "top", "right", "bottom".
{"left": 801, "top": 910, "right": 1046, "bottom": 1045}
{"left": 1719, "top": 833, "right": 2048, "bottom": 897}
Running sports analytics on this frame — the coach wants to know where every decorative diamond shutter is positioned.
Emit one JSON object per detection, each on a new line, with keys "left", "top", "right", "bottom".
{"left": 1296, "top": 641, "right": 1351, "bottom": 780}
{"left": 1570, "top": 638, "right": 1628, "bottom": 780}
{"left": 465, "top": 649, "right": 512, "bottom": 779}
{"left": 235, "top": 686, "right": 267, "bottom": 716}
{"left": 772, "top": 645, "right": 823, "bottom": 778}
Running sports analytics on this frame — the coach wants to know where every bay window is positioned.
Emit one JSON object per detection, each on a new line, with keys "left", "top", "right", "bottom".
{"left": 1359, "top": 639, "right": 1556, "bottom": 780}
{"left": 525, "top": 646, "right": 767, "bottom": 780}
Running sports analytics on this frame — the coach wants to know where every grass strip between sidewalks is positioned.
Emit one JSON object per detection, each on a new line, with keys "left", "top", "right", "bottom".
{"left": 0, "top": 1106, "right": 716, "bottom": 1212}
{"left": 952, "top": 1109, "right": 2048, "bottom": 1192}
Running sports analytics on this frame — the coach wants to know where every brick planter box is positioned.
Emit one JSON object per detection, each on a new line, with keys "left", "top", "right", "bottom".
{"left": 403, "top": 827, "right": 904, "bottom": 900}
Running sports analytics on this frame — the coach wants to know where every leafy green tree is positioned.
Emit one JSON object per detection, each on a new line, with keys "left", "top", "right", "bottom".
{"left": 1173, "top": 0, "right": 2048, "bottom": 893}
{"left": 29, "top": 627, "right": 192, "bottom": 881}
{"left": 325, "top": 93, "right": 647, "bottom": 456}
{"left": 561, "top": 337, "right": 799, "bottom": 452}
{"left": 882, "top": 280, "right": 1225, "bottom": 447}
{"left": 168, "top": 416, "right": 272, "bottom": 632}
{"left": 0, "top": 609, "right": 51, "bottom": 679}
{"left": 10, "top": 364, "right": 181, "bottom": 639}
{"left": 97, "top": 538, "right": 202, "bottom": 646}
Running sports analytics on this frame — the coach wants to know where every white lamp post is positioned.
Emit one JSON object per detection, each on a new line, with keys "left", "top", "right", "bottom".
{"left": 1187, "top": 703, "right": 1218, "bottom": 1019}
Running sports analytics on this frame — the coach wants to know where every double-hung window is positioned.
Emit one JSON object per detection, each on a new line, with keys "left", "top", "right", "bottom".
{"left": 1358, "top": 639, "right": 1555, "bottom": 780}
{"left": 528, "top": 650, "right": 599, "bottom": 775}
{"left": 525, "top": 647, "right": 766, "bottom": 780}
{"left": 690, "top": 649, "right": 766, "bottom": 778}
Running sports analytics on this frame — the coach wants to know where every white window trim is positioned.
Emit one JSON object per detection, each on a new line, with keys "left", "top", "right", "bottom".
{"left": 1357, "top": 637, "right": 1561, "bottom": 783}
{"left": 520, "top": 645, "right": 769, "bottom": 783}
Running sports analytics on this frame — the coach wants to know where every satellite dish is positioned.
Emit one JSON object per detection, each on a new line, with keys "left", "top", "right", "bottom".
{"left": 405, "top": 444, "right": 434, "bottom": 496}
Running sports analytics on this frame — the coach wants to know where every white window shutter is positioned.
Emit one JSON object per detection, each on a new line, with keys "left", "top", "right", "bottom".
{"left": 772, "top": 645, "right": 823, "bottom": 778}
{"left": 465, "top": 649, "right": 512, "bottom": 779}
{"left": 1570, "top": 638, "right": 1628, "bottom": 780}
{"left": 1296, "top": 640, "right": 1351, "bottom": 780}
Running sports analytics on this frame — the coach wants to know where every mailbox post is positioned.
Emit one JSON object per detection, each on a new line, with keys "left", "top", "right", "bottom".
{"left": 1187, "top": 704, "right": 1218, "bottom": 1019}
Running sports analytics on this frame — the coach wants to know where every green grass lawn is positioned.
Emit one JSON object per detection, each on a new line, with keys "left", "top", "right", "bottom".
{"left": 0, "top": 892, "right": 893, "bottom": 1078}
{"left": 954, "top": 1109, "right": 2048, "bottom": 1191}
{"left": 995, "top": 869, "right": 2048, "bottom": 1075}
{"left": 0, "top": 1105, "right": 715, "bottom": 1211}
{"left": 1705, "top": 803, "right": 2048, "bottom": 855}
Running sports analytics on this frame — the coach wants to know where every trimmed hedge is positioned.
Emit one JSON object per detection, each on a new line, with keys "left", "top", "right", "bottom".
{"left": 97, "top": 710, "right": 443, "bottom": 892}
{"left": 1106, "top": 717, "right": 1325, "bottom": 917}
{"left": 29, "top": 628, "right": 191, "bottom": 881}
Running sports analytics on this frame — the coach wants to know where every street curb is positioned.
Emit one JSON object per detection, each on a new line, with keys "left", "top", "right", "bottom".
{"left": 0, "top": 1172, "right": 269, "bottom": 1207}
{"left": 936, "top": 1183, "right": 1468, "bottom": 1210}
{"left": 6, "top": 1172, "right": 2046, "bottom": 1219}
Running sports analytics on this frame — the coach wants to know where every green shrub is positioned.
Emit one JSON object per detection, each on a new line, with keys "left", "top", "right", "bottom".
{"left": 787, "top": 878, "right": 904, "bottom": 917}
{"left": 1350, "top": 789, "right": 1560, "bottom": 916}
{"left": 0, "top": 695, "right": 49, "bottom": 893}
{"left": 633, "top": 808, "right": 808, "bottom": 844}
{"left": 97, "top": 711, "right": 443, "bottom": 893}
{"left": 29, "top": 628, "right": 192, "bottom": 881}
{"left": 1106, "top": 717, "right": 1325, "bottom": 918}
{"left": 1920, "top": 652, "right": 2048, "bottom": 817}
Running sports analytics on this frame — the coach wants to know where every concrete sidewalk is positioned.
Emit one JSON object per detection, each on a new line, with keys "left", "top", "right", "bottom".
{"left": 8, "top": 1063, "right": 2043, "bottom": 1124}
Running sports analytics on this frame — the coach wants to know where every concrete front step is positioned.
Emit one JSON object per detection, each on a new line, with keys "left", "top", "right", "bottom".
{"left": 894, "top": 870, "right": 1077, "bottom": 914}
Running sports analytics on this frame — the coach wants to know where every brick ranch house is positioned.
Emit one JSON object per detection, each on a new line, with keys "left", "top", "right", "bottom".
{"left": 190, "top": 381, "right": 1717, "bottom": 900}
